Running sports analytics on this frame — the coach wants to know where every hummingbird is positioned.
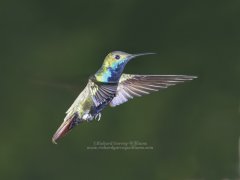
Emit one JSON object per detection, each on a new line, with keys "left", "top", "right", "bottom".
{"left": 52, "top": 51, "right": 196, "bottom": 143}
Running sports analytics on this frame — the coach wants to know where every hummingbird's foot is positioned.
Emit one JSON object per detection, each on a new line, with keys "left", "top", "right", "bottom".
{"left": 95, "top": 113, "right": 102, "bottom": 121}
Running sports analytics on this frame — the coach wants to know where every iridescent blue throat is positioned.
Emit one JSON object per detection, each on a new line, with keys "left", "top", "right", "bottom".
{"left": 95, "top": 61, "right": 127, "bottom": 83}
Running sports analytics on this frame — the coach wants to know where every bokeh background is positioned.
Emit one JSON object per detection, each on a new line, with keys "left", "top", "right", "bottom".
{"left": 1, "top": 0, "right": 240, "bottom": 179}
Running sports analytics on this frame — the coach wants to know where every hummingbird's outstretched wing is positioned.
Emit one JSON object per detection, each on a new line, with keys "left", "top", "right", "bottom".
{"left": 109, "top": 74, "right": 197, "bottom": 107}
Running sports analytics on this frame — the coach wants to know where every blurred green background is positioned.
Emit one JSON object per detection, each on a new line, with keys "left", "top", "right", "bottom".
{"left": 1, "top": 0, "right": 239, "bottom": 179}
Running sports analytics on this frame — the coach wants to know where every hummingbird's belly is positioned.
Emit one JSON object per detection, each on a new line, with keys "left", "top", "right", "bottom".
{"left": 81, "top": 95, "right": 109, "bottom": 121}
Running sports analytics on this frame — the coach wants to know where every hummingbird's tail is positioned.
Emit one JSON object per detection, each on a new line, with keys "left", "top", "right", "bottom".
{"left": 52, "top": 113, "right": 83, "bottom": 144}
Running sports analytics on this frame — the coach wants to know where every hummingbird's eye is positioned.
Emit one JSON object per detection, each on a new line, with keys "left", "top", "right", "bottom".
{"left": 115, "top": 55, "right": 120, "bottom": 60}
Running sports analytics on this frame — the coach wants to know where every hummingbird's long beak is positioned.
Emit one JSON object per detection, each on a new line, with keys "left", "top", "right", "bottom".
{"left": 130, "top": 52, "right": 156, "bottom": 59}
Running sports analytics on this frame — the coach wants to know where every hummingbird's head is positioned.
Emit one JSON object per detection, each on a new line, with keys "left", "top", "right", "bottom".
{"left": 102, "top": 51, "right": 132, "bottom": 69}
{"left": 102, "top": 51, "right": 156, "bottom": 69}
{"left": 96, "top": 51, "right": 156, "bottom": 82}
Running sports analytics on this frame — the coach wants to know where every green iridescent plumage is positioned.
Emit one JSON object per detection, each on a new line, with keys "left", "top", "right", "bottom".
{"left": 52, "top": 51, "right": 197, "bottom": 143}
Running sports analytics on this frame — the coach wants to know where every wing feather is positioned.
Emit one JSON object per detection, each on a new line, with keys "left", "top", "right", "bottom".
{"left": 109, "top": 74, "right": 197, "bottom": 107}
{"left": 89, "top": 80, "right": 118, "bottom": 107}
